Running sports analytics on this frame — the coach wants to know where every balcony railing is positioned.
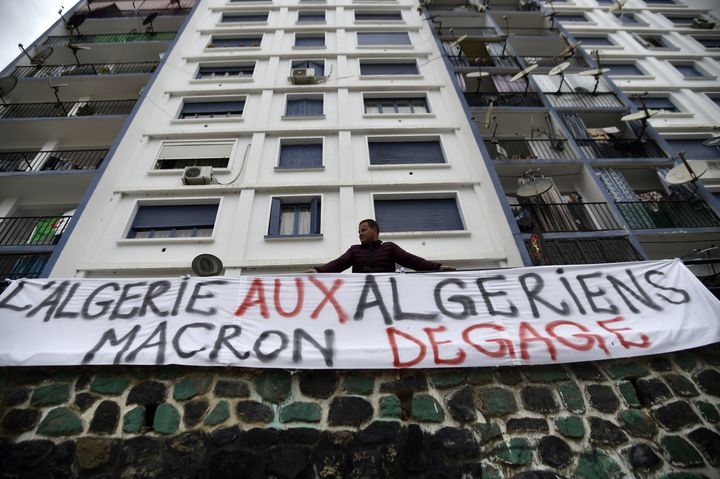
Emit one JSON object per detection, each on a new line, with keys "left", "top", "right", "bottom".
{"left": 545, "top": 93, "right": 624, "bottom": 109}
{"left": 0, "top": 150, "right": 107, "bottom": 173}
{"left": 436, "top": 27, "right": 499, "bottom": 37}
{"left": 447, "top": 55, "right": 520, "bottom": 68}
{"left": 85, "top": 7, "right": 191, "bottom": 18}
{"left": 44, "top": 32, "right": 176, "bottom": 46}
{"left": 616, "top": 201, "right": 720, "bottom": 230}
{"left": 0, "top": 253, "right": 50, "bottom": 292}
{"left": 464, "top": 91, "right": 543, "bottom": 107}
{"left": 12, "top": 62, "right": 158, "bottom": 78}
{"left": 0, "top": 100, "right": 136, "bottom": 119}
{"left": 526, "top": 237, "right": 643, "bottom": 265}
{"left": 513, "top": 202, "right": 622, "bottom": 233}
{"left": 485, "top": 138, "right": 576, "bottom": 161}
{"left": 0, "top": 216, "right": 72, "bottom": 247}
{"left": 521, "top": 56, "right": 588, "bottom": 68}
{"left": 577, "top": 139, "right": 667, "bottom": 159}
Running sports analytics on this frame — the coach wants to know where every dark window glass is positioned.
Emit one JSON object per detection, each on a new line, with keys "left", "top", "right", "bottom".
{"left": 369, "top": 140, "right": 444, "bottom": 164}
{"left": 298, "top": 11, "right": 325, "bottom": 22}
{"left": 357, "top": 32, "right": 411, "bottom": 45}
{"left": 355, "top": 12, "right": 403, "bottom": 21}
{"left": 360, "top": 62, "right": 418, "bottom": 75}
{"left": 630, "top": 97, "right": 678, "bottom": 112}
{"left": 694, "top": 36, "right": 720, "bottom": 49}
{"left": 291, "top": 60, "right": 325, "bottom": 76}
{"left": 221, "top": 13, "right": 268, "bottom": 22}
{"left": 286, "top": 98, "right": 323, "bottom": 116}
{"left": 606, "top": 63, "right": 643, "bottom": 76}
{"left": 211, "top": 37, "right": 262, "bottom": 47}
{"left": 375, "top": 198, "right": 463, "bottom": 232}
{"left": 268, "top": 197, "right": 321, "bottom": 236}
{"left": 156, "top": 158, "right": 230, "bottom": 169}
{"left": 180, "top": 101, "right": 245, "bottom": 119}
{"left": 197, "top": 65, "right": 254, "bottom": 78}
{"left": 556, "top": 15, "right": 587, "bottom": 22}
{"left": 128, "top": 204, "right": 218, "bottom": 238}
{"left": 672, "top": 63, "right": 704, "bottom": 77}
{"left": 295, "top": 35, "right": 325, "bottom": 47}
{"left": 279, "top": 143, "right": 323, "bottom": 168}
{"left": 667, "top": 140, "right": 720, "bottom": 160}
{"left": 363, "top": 97, "right": 429, "bottom": 114}
{"left": 574, "top": 36, "right": 613, "bottom": 46}
{"left": 615, "top": 13, "right": 639, "bottom": 24}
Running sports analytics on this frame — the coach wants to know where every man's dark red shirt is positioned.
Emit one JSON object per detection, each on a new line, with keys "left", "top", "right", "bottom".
{"left": 315, "top": 240, "right": 441, "bottom": 273}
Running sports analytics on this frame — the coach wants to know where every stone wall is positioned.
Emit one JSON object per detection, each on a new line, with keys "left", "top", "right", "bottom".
{"left": 1, "top": 345, "right": 719, "bottom": 478}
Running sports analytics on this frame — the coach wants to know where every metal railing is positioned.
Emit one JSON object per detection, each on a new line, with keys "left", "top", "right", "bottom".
{"left": 545, "top": 93, "right": 623, "bottom": 109}
{"left": 576, "top": 139, "right": 667, "bottom": 159}
{"left": 485, "top": 138, "right": 576, "bottom": 161}
{"left": 0, "top": 150, "right": 107, "bottom": 173}
{"left": 0, "top": 100, "right": 136, "bottom": 119}
{"left": 436, "top": 27, "right": 499, "bottom": 37}
{"left": 616, "top": 201, "right": 720, "bottom": 230}
{"left": 526, "top": 237, "right": 643, "bottom": 265}
{"left": 521, "top": 56, "right": 588, "bottom": 68}
{"left": 513, "top": 202, "right": 622, "bottom": 232}
{"left": 447, "top": 55, "right": 520, "bottom": 68}
{"left": 44, "top": 32, "right": 176, "bottom": 46}
{"left": 85, "top": 7, "right": 191, "bottom": 18}
{"left": 464, "top": 91, "right": 543, "bottom": 107}
{"left": 12, "top": 62, "right": 158, "bottom": 78}
{"left": 0, "top": 253, "right": 50, "bottom": 291}
{"left": 0, "top": 216, "right": 72, "bottom": 247}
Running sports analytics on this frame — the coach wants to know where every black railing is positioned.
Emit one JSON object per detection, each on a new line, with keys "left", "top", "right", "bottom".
{"left": 0, "top": 216, "right": 73, "bottom": 247}
{"left": 0, "top": 150, "right": 107, "bottom": 172}
{"left": 576, "top": 139, "right": 667, "bottom": 159}
{"left": 12, "top": 62, "right": 158, "bottom": 78}
{"left": 0, "top": 100, "right": 136, "bottom": 119}
{"left": 85, "top": 7, "right": 191, "bottom": 18}
{"left": 0, "top": 253, "right": 50, "bottom": 292}
{"left": 521, "top": 56, "right": 588, "bottom": 68}
{"left": 437, "top": 27, "right": 499, "bottom": 37}
{"left": 485, "top": 139, "right": 576, "bottom": 161}
{"left": 545, "top": 93, "right": 623, "bottom": 109}
{"left": 513, "top": 202, "right": 622, "bottom": 232}
{"left": 464, "top": 91, "right": 543, "bottom": 107}
{"left": 616, "top": 201, "right": 720, "bottom": 230}
{"left": 44, "top": 32, "right": 176, "bottom": 46}
{"left": 526, "top": 237, "right": 643, "bottom": 265}
{"left": 447, "top": 55, "right": 520, "bottom": 68}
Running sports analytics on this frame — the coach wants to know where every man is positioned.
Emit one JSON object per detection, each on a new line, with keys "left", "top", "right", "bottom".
{"left": 306, "top": 219, "right": 454, "bottom": 273}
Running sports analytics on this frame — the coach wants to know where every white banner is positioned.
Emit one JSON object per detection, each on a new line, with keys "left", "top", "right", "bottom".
{"left": 1, "top": 259, "right": 719, "bottom": 369}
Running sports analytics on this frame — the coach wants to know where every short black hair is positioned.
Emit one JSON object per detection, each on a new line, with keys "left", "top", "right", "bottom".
{"left": 359, "top": 218, "right": 379, "bottom": 233}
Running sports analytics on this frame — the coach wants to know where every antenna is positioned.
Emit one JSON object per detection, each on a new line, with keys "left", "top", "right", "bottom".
{"left": 0, "top": 76, "right": 18, "bottom": 106}
{"left": 143, "top": 12, "right": 158, "bottom": 33}
{"left": 609, "top": 0, "right": 626, "bottom": 13}
{"left": 66, "top": 13, "right": 86, "bottom": 36}
{"left": 18, "top": 44, "right": 33, "bottom": 62}
{"left": 559, "top": 40, "right": 582, "bottom": 58}
{"left": 578, "top": 51, "right": 607, "bottom": 94}
{"left": 549, "top": 61, "right": 570, "bottom": 94}
{"left": 501, "top": 16, "right": 509, "bottom": 56}
{"left": 48, "top": 79, "right": 69, "bottom": 116}
{"left": 510, "top": 63, "right": 538, "bottom": 94}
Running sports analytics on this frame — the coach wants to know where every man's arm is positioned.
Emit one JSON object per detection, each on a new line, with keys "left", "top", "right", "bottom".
{"left": 390, "top": 243, "right": 444, "bottom": 271}
{"left": 309, "top": 247, "right": 355, "bottom": 273}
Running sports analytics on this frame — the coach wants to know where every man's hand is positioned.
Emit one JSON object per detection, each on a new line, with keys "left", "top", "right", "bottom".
{"left": 439, "top": 265, "right": 456, "bottom": 271}
{"left": 305, "top": 268, "right": 318, "bottom": 273}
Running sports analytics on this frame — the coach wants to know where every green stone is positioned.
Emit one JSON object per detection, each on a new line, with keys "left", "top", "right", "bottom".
{"left": 674, "top": 351, "right": 696, "bottom": 371}
{"left": 617, "top": 381, "right": 641, "bottom": 407}
{"left": 695, "top": 400, "right": 720, "bottom": 423}
{"left": 481, "top": 464, "right": 502, "bottom": 479}
{"left": 555, "top": 416, "right": 585, "bottom": 439}
{"left": 558, "top": 382, "right": 585, "bottom": 413}
{"left": 466, "top": 369, "right": 493, "bottom": 385}
{"left": 379, "top": 395, "right": 402, "bottom": 419}
{"left": 204, "top": 400, "right": 230, "bottom": 426}
{"left": 279, "top": 402, "right": 322, "bottom": 423}
{"left": 661, "top": 436, "right": 704, "bottom": 467}
{"left": 37, "top": 407, "right": 83, "bottom": 436}
{"left": 659, "top": 474, "right": 710, "bottom": 479}
{"left": 156, "top": 367, "right": 183, "bottom": 380}
{"left": 256, "top": 371, "right": 291, "bottom": 404}
{"left": 31, "top": 383, "right": 70, "bottom": 407}
{"left": 574, "top": 450, "right": 623, "bottom": 479}
{"left": 154, "top": 403, "right": 180, "bottom": 434}
{"left": 123, "top": 406, "right": 145, "bottom": 433}
{"left": 663, "top": 374, "right": 698, "bottom": 397}
{"left": 343, "top": 375, "right": 374, "bottom": 395}
{"left": 617, "top": 409, "right": 657, "bottom": 438}
{"left": 90, "top": 376, "right": 130, "bottom": 395}
{"left": 412, "top": 394, "right": 444, "bottom": 422}
{"left": 478, "top": 387, "right": 517, "bottom": 416}
{"left": 52, "top": 371, "right": 76, "bottom": 382}
{"left": 174, "top": 377, "right": 212, "bottom": 401}
{"left": 523, "top": 365, "right": 568, "bottom": 382}
{"left": 474, "top": 422, "right": 502, "bottom": 444}
{"left": 495, "top": 367, "right": 523, "bottom": 385}
{"left": 605, "top": 362, "right": 649, "bottom": 380}
{"left": 493, "top": 438, "right": 532, "bottom": 465}
{"left": 429, "top": 371, "right": 465, "bottom": 389}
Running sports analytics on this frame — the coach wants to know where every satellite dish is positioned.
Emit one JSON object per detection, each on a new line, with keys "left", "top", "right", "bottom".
{"left": 609, "top": 0, "right": 626, "bottom": 12}
{"left": 601, "top": 126, "right": 621, "bottom": 135}
{"left": 67, "top": 44, "right": 91, "bottom": 52}
{"left": 516, "top": 178, "right": 553, "bottom": 198}
{"left": 665, "top": 160, "right": 708, "bottom": 185}
{"left": 578, "top": 67, "right": 609, "bottom": 77}
{"left": 549, "top": 61, "right": 570, "bottom": 76}
{"left": 621, "top": 110, "right": 655, "bottom": 122}
{"left": 448, "top": 34, "right": 468, "bottom": 48}
{"left": 467, "top": 71, "right": 489, "bottom": 78}
{"left": 143, "top": 12, "right": 158, "bottom": 32}
{"left": 559, "top": 41, "right": 581, "bottom": 57}
{"left": 702, "top": 136, "right": 720, "bottom": 147}
{"left": 66, "top": 13, "right": 86, "bottom": 30}
{"left": 510, "top": 63, "right": 539, "bottom": 82}
{"left": 191, "top": 254, "right": 224, "bottom": 277}
{"left": 31, "top": 47, "right": 53, "bottom": 66}
{"left": 484, "top": 102, "right": 494, "bottom": 128}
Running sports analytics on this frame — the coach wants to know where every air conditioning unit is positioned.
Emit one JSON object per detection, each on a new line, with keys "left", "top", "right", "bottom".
{"left": 290, "top": 68, "right": 316, "bottom": 84}
{"left": 693, "top": 16, "right": 716, "bottom": 29}
{"left": 182, "top": 166, "right": 213, "bottom": 185}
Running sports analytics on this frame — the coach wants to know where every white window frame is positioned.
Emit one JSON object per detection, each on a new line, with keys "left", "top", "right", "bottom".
{"left": 282, "top": 93, "right": 326, "bottom": 120}
{"left": 361, "top": 92, "right": 433, "bottom": 118}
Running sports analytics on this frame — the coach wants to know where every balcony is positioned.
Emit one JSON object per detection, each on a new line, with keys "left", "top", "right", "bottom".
{"left": 0, "top": 100, "right": 136, "bottom": 119}
{"left": 0, "top": 150, "right": 107, "bottom": 173}
{"left": 12, "top": 62, "right": 158, "bottom": 78}
{"left": 526, "top": 237, "right": 643, "bottom": 265}
{"left": 545, "top": 93, "right": 623, "bottom": 109}
{"left": 0, "top": 253, "right": 50, "bottom": 291}
{"left": 616, "top": 201, "right": 720, "bottom": 230}
{"left": 44, "top": 32, "right": 176, "bottom": 46}
{"left": 513, "top": 202, "right": 622, "bottom": 233}
{"left": 0, "top": 215, "right": 72, "bottom": 247}
{"left": 448, "top": 54, "right": 520, "bottom": 69}
{"left": 464, "top": 91, "right": 542, "bottom": 107}
{"left": 520, "top": 56, "right": 588, "bottom": 68}
{"left": 576, "top": 139, "right": 666, "bottom": 159}
{"left": 485, "top": 139, "right": 575, "bottom": 161}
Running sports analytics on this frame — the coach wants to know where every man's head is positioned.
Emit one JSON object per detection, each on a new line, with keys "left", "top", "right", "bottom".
{"left": 358, "top": 219, "right": 380, "bottom": 245}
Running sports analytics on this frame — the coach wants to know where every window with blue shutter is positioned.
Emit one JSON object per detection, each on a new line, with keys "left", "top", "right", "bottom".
{"left": 180, "top": 100, "right": 245, "bottom": 119}
{"left": 278, "top": 143, "right": 323, "bottom": 168}
{"left": 359, "top": 62, "right": 418, "bottom": 75}
{"left": 363, "top": 96, "right": 429, "bottom": 114}
{"left": 268, "top": 197, "right": 321, "bottom": 236}
{"left": 221, "top": 13, "right": 268, "bottom": 22}
{"left": 606, "top": 63, "right": 642, "bottom": 76}
{"left": 295, "top": 35, "right": 325, "bottom": 47}
{"left": 630, "top": 97, "right": 678, "bottom": 112}
{"left": 357, "top": 32, "right": 411, "bottom": 45}
{"left": 298, "top": 11, "right": 325, "bottom": 22}
{"left": 286, "top": 98, "right": 324, "bottom": 117}
{"left": 368, "top": 140, "right": 445, "bottom": 165}
{"left": 671, "top": 62, "right": 705, "bottom": 77}
{"left": 211, "top": 37, "right": 262, "bottom": 48}
{"left": 128, "top": 204, "right": 218, "bottom": 238}
{"left": 291, "top": 60, "right": 325, "bottom": 76}
{"left": 197, "top": 64, "right": 254, "bottom": 79}
{"left": 355, "top": 12, "right": 403, "bottom": 21}
{"left": 374, "top": 198, "right": 463, "bottom": 232}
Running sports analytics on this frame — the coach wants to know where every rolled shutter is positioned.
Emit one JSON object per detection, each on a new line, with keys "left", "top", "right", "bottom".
{"left": 279, "top": 144, "right": 322, "bottom": 168}
{"left": 375, "top": 198, "right": 463, "bottom": 232}
{"left": 360, "top": 63, "right": 418, "bottom": 75}
{"left": 268, "top": 198, "right": 282, "bottom": 235}
{"left": 368, "top": 141, "right": 444, "bottom": 164}
{"left": 357, "top": 32, "right": 411, "bottom": 45}
{"left": 132, "top": 204, "right": 218, "bottom": 229}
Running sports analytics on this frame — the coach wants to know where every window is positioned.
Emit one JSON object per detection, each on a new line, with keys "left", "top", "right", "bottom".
{"left": 615, "top": 13, "right": 641, "bottom": 25}
{"left": 692, "top": 36, "right": 720, "bottom": 49}
{"left": 197, "top": 64, "right": 254, "bottom": 79}
{"left": 709, "top": 95, "right": 720, "bottom": 108}
{"left": 645, "top": 0, "right": 676, "bottom": 4}
{"left": 368, "top": 138, "right": 445, "bottom": 165}
{"left": 671, "top": 62, "right": 706, "bottom": 78}
{"left": 179, "top": 100, "right": 244, "bottom": 119}
{"left": 355, "top": 12, "right": 403, "bottom": 21}
{"left": 128, "top": 204, "right": 218, "bottom": 239}
{"left": 278, "top": 140, "right": 323, "bottom": 168}
{"left": 291, "top": 60, "right": 325, "bottom": 76}
{"left": 210, "top": 36, "right": 262, "bottom": 48}
{"left": 297, "top": 11, "right": 325, "bottom": 22}
{"left": 635, "top": 34, "right": 674, "bottom": 49}
{"left": 363, "top": 95, "right": 429, "bottom": 114}
{"left": 630, "top": 97, "right": 678, "bottom": 112}
{"left": 574, "top": 35, "right": 614, "bottom": 46}
{"left": 268, "top": 197, "right": 321, "bottom": 236}
{"left": 606, "top": 63, "right": 643, "bottom": 76}
{"left": 357, "top": 32, "right": 411, "bottom": 46}
{"left": 295, "top": 33, "right": 325, "bottom": 47}
{"left": 667, "top": 140, "right": 720, "bottom": 160}
{"left": 285, "top": 96, "right": 324, "bottom": 117}
{"left": 359, "top": 61, "right": 418, "bottom": 75}
{"left": 555, "top": 15, "right": 588, "bottom": 22}
{"left": 154, "top": 141, "right": 233, "bottom": 170}
{"left": 374, "top": 198, "right": 463, "bottom": 232}
{"left": 221, "top": 13, "right": 268, "bottom": 23}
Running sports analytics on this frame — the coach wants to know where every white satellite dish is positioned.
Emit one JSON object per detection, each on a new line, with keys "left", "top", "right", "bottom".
{"left": 665, "top": 160, "right": 708, "bottom": 185}
{"left": 510, "top": 63, "right": 539, "bottom": 82}
{"left": 549, "top": 61, "right": 570, "bottom": 76}
{"left": 702, "top": 136, "right": 720, "bottom": 147}
{"left": 621, "top": 110, "right": 656, "bottom": 122}
{"left": 484, "top": 102, "right": 494, "bottom": 128}
{"left": 517, "top": 179, "right": 553, "bottom": 197}
{"left": 448, "top": 34, "right": 469, "bottom": 48}
{"left": 559, "top": 41, "right": 582, "bottom": 57}
{"left": 467, "top": 71, "right": 490, "bottom": 78}
{"left": 578, "top": 67, "right": 610, "bottom": 77}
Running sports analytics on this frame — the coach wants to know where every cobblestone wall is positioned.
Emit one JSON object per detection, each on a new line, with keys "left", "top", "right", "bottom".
{"left": 1, "top": 345, "right": 719, "bottom": 478}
